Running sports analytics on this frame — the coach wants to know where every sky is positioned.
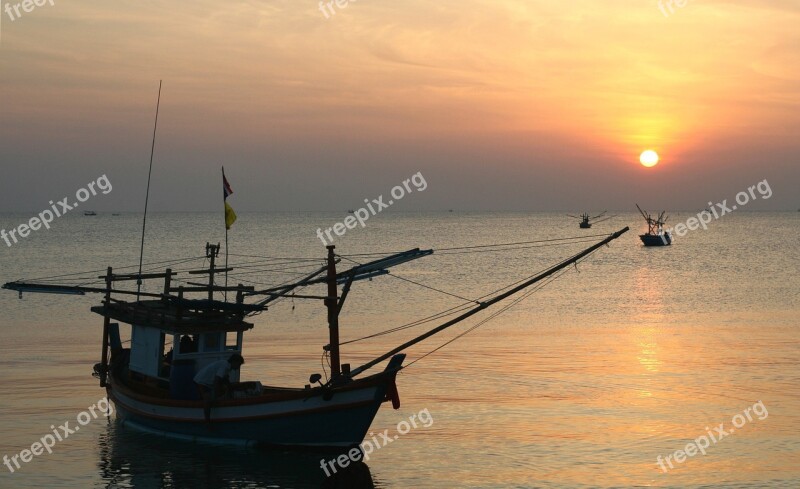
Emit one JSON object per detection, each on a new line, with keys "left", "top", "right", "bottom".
{"left": 0, "top": 0, "right": 798, "bottom": 212}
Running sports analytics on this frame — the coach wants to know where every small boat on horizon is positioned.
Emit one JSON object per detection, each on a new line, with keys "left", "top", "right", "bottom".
{"left": 567, "top": 211, "right": 614, "bottom": 229}
{"left": 84, "top": 210, "right": 98, "bottom": 216}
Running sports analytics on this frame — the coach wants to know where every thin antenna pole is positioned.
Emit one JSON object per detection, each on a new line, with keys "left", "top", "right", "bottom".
{"left": 137, "top": 80, "right": 163, "bottom": 300}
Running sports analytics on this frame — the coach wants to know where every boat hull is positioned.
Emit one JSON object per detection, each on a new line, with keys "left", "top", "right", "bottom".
{"left": 639, "top": 233, "right": 671, "bottom": 246}
{"left": 107, "top": 357, "right": 404, "bottom": 448}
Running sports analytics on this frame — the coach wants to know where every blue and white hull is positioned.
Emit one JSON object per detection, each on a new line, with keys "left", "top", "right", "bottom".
{"left": 108, "top": 356, "right": 404, "bottom": 448}
{"left": 639, "top": 232, "right": 671, "bottom": 246}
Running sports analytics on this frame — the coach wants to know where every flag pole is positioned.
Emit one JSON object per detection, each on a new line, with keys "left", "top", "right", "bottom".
{"left": 222, "top": 167, "right": 237, "bottom": 301}
{"left": 222, "top": 167, "right": 228, "bottom": 301}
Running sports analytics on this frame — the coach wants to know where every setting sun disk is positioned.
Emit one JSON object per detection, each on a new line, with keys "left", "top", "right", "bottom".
{"left": 640, "top": 150, "right": 659, "bottom": 167}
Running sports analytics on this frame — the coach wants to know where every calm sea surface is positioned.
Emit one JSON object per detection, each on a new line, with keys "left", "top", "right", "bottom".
{"left": 0, "top": 211, "right": 798, "bottom": 488}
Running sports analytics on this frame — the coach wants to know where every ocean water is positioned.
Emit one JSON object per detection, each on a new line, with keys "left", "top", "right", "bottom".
{"left": 0, "top": 211, "right": 798, "bottom": 488}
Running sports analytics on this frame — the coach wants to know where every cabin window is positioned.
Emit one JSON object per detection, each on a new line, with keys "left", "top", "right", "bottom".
{"left": 160, "top": 333, "right": 172, "bottom": 359}
{"left": 176, "top": 334, "right": 198, "bottom": 355}
{"left": 225, "top": 331, "right": 239, "bottom": 351}
{"left": 129, "top": 325, "right": 163, "bottom": 378}
{"left": 202, "top": 332, "right": 223, "bottom": 352}
{"left": 159, "top": 333, "right": 175, "bottom": 378}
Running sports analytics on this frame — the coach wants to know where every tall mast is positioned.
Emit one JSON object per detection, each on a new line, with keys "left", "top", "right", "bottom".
{"left": 325, "top": 245, "right": 341, "bottom": 379}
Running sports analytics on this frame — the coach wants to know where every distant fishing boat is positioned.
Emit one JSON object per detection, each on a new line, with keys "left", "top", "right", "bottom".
{"left": 3, "top": 231, "right": 629, "bottom": 448}
{"left": 84, "top": 210, "right": 98, "bottom": 216}
{"left": 636, "top": 204, "right": 671, "bottom": 246}
{"left": 566, "top": 211, "right": 614, "bottom": 229}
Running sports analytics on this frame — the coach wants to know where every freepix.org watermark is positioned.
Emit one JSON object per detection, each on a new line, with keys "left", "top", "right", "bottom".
{"left": 3, "top": 0, "right": 55, "bottom": 22}
{"left": 656, "top": 400, "right": 768, "bottom": 473}
{"left": 1, "top": 174, "right": 113, "bottom": 248}
{"left": 658, "top": 0, "right": 690, "bottom": 17}
{"left": 665, "top": 179, "right": 772, "bottom": 241}
{"left": 318, "top": 0, "right": 359, "bottom": 20}
{"left": 320, "top": 407, "right": 434, "bottom": 477}
{"left": 315, "top": 171, "right": 427, "bottom": 246}
{"left": 3, "top": 396, "right": 113, "bottom": 473}
{"left": 1, "top": 0, "right": 56, "bottom": 43}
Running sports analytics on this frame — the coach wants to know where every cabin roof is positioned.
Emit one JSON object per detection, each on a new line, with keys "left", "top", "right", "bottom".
{"left": 90, "top": 299, "right": 254, "bottom": 333}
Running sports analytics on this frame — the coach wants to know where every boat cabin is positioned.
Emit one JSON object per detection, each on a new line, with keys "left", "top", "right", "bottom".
{"left": 128, "top": 325, "right": 244, "bottom": 382}
{"left": 92, "top": 296, "right": 255, "bottom": 400}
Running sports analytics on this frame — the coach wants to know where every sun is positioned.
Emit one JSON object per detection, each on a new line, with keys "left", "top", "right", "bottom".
{"left": 640, "top": 150, "right": 659, "bottom": 167}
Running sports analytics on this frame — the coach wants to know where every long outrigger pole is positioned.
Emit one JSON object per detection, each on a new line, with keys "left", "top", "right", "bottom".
{"left": 349, "top": 226, "right": 630, "bottom": 377}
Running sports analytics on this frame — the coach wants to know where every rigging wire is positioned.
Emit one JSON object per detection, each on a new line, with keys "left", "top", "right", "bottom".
{"left": 224, "top": 257, "right": 326, "bottom": 269}
{"left": 226, "top": 263, "right": 326, "bottom": 277}
{"left": 339, "top": 302, "right": 476, "bottom": 346}
{"left": 434, "top": 238, "right": 602, "bottom": 255}
{"left": 338, "top": 233, "right": 612, "bottom": 258}
{"left": 337, "top": 243, "right": 592, "bottom": 346}
{"left": 432, "top": 234, "right": 610, "bottom": 252}
{"left": 20, "top": 232, "right": 606, "bottom": 288}
{"left": 227, "top": 253, "right": 324, "bottom": 262}
{"left": 385, "top": 273, "right": 480, "bottom": 304}
{"left": 321, "top": 350, "right": 330, "bottom": 383}
{"left": 12, "top": 232, "right": 618, "bottom": 346}
{"left": 226, "top": 273, "right": 310, "bottom": 287}
{"left": 403, "top": 263, "right": 575, "bottom": 369}
{"left": 21, "top": 255, "right": 207, "bottom": 283}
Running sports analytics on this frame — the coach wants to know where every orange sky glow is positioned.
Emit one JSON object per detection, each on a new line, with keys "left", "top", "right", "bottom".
{"left": 1, "top": 0, "right": 798, "bottom": 211}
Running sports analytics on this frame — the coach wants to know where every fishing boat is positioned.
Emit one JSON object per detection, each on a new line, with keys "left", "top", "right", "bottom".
{"left": 4, "top": 83, "right": 632, "bottom": 450}
{"left": 3, "top": 229, "right": 629, "bottom": 448}
{"left": 636, "top": 204, "right": 671, "bottom": 246}
{"left": 84, "top": 210, "right": 98, "bottom": 216}
{"left": 567, "top": 211, "right": 613, "bottom": 229}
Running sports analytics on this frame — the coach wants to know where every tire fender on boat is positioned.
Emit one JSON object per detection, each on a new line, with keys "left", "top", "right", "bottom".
{"left": 385, "top": 378, "right": 401, "bottom": 409}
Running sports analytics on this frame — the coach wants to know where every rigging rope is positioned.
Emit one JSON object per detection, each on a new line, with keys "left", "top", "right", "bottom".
{"left": 338, "top": 233, "right": 611, "bottom": 258}
{"left": 387, "top": 273, "right": 480, "bottom": 304}
{"left": 340, "top": 302, "right": 476, "bottom": 346}
{"left": 23, "top": 255, "right": 207, "bottom": 283}
{"left": 12, "top": 233, "right": 616, "bottom": 336}
{"left": 434, "top": 237, "right": 603, "bottom": 255}
{"left": 21, "top": 232, "right": 603, "bottom": 287}
{"left": 403, "top": 263, "right": 575, "bottom": 369}
{"left": 433, "top": 234, "right": 610, "bottom": 252}
{"left": 338, "top": 245, "right": 587, "bottom": 346}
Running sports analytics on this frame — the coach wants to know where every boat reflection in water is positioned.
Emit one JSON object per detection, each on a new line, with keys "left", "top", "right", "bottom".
{"left": 97, "top": 421, "right": 378, "bottom": 489}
